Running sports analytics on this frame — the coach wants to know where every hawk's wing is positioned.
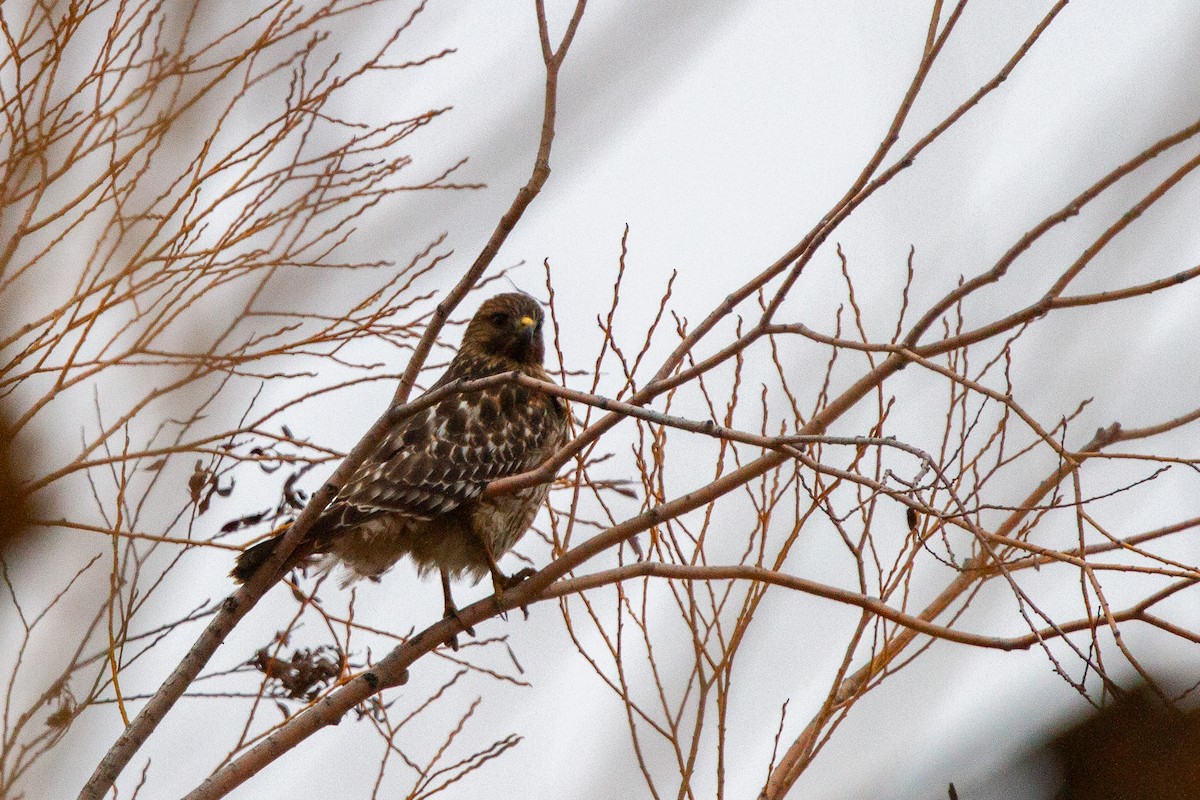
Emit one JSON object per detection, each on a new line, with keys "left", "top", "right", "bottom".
{"left": 316, "top": 380, "right": 565, "bottom": 536}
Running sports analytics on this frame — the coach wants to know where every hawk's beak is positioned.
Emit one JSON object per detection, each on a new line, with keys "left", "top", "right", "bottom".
{"left": 517, "top": 316, "right": 536, "bottom": 340}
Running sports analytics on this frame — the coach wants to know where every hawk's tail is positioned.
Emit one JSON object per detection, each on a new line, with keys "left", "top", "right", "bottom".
{"left": 231, "top": 522, "right": 300, "bottom": 583}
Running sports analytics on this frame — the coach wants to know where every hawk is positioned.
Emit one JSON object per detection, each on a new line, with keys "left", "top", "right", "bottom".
{"left": 232, "top": 293, "right": 570, "bottom": 630}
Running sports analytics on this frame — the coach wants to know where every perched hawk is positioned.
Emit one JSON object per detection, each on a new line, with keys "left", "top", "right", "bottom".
{"left": 233, "top": 293, "right": 569, "bottom": 626}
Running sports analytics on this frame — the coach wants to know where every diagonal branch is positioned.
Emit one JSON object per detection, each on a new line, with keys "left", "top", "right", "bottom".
{"left": 76, "top": 4, "right": 590, "bottom": 798}
{"left": 390, "top": 0, "right": 588, "bottom": 406}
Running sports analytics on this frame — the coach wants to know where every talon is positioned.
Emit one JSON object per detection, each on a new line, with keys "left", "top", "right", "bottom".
{"left": 443, "top": 605, "right": 476, "bottom": 637}
{"left": 441, "top": 606, "right": 475, "bottom": 650}
{"left": 441, "top": 568, "right": 475, "bottom": 650}
{"left": 492, "top": 566, "right": 535, "bottom": 595}
{"left": 489, "top": 567, "right": 535, "bottom": 620}
{"left": 503, "top": 567, "right": 536, "bottom": 590}
{"left": 479, "top": 535, "right": 536, "bottom": 620}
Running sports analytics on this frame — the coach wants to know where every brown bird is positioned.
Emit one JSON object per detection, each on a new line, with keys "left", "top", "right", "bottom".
{"left": 232, "top": 293, "right": 569, "bottom": 631}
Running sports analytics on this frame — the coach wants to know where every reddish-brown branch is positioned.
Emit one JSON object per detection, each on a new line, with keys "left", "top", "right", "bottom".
{"left": 390, "top": 0, "right": 588, "bottom": 406}
{"left": 758, "top": 420, "right": 1134, "bottom": 797}
{"left": 77, "top": 4, "right": 591, "bottom": 798}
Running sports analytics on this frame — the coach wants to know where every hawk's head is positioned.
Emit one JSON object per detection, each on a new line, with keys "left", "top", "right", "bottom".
{"left": 462, "top": 293, "right": 547, "bottom": 366}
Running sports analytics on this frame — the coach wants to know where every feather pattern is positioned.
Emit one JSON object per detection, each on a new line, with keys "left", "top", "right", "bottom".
{"left": 232, "top": 293, "right": 569, "bottom": 588}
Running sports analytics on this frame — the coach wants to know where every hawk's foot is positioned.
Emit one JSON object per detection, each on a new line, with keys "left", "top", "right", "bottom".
{"left": 490, "top": 567, "right": 536, "bottom": 620}
{"left": 498, "top": 567, "right": 536, "bottom": 591}
{"left": 442, "top": 603, "right": 476, "bottom": 651}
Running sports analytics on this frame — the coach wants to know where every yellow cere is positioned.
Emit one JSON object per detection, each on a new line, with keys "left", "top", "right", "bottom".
{"left": 519, "top": 316, "right": 535, "bottom": 328}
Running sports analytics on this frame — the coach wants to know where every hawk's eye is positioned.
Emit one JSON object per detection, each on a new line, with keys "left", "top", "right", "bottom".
{"left": 490, "top": 312, "right": 508, "bottom": 327}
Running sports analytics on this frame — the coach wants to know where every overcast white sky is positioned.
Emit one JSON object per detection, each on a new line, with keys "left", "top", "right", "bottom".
{"left": 12, "top": 2, "right": 1200, "bottom": 798}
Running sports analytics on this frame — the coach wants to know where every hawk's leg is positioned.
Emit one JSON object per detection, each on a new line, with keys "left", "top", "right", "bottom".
{"left": 481, "top": 538, "right": 534, "bottom": 619}
{"left": 440, "top": 568, "right": 475, "bottom": 650}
